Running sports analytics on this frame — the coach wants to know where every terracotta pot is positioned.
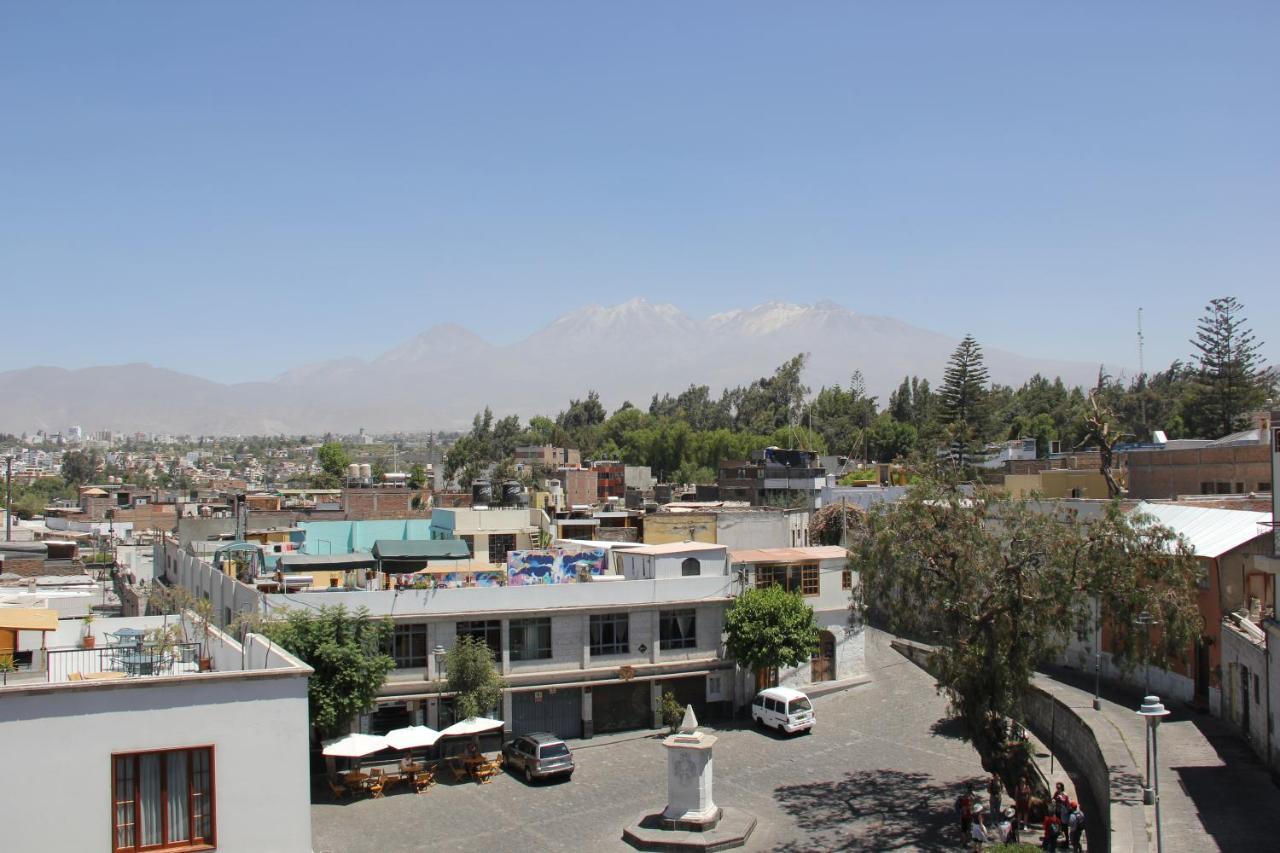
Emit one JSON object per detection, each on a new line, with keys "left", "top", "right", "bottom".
{"left": 198, "top": 657, "right": 212, "bottom": 672}
{"left": 82, "top": 635, "right": 96, "bottom": 650}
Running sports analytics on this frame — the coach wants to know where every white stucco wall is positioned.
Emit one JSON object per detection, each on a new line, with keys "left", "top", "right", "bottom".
{"left": 0, "top": 673, "right": 312, "bottom": 853}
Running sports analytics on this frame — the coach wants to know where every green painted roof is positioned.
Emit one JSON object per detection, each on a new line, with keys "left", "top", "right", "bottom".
{"left": 372, "top": 539, "right": 470, "bottom": 560}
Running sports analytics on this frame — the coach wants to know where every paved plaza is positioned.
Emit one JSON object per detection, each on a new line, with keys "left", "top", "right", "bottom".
{"left": 312, "top": 630, "right": 993, "bottom": 852}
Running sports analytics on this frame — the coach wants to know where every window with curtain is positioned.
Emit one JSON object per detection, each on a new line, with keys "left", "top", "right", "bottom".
{"left": 589, "top": 613, "right": 629, "bottom": 655}
{"left": 112, "top": 747, "right": 214, "bottom": 851}
{"left": 659, "top": 609, "right": 697, "bottom": 650}
{"left": 509, "top": 618, "right": 552, "bottom": 661}
{"left": 388, "top": 623, "right": 428, "bottom": 668}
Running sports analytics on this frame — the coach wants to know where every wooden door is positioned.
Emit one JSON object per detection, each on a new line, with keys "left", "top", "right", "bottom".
{"left": 810, "top": 631, "right": 835, "bottom": 683}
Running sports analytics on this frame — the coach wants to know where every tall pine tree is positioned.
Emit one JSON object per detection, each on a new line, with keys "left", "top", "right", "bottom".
{"left": 940, "top": 334, "right": 991, "bottom": 464}
{"left": 1187, "top": 297, "right": 1271, "bottom": 438}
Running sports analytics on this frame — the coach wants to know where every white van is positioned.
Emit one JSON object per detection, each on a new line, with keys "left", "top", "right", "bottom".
{"left": 751, "top": 686, "right": 814, "bottom": 734}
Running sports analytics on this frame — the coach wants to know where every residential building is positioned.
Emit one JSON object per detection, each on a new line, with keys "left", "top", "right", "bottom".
{"left": 1124, "top": 417, "right": 1273, "bottom": 500}
{"left": 644, "top": 504, "right": 810, "bottom": 550}
{"left": 728, "top": 546, "right": 864, "bottom": 692}
{"left": 717, "top": 448, "right": 826, "bottom": 507}
{"left": 1004, "top": 469, "right": 1112, "bottom": 499}
{"left": 557, "top": 467, "right": 599, "bottom": 508}
{"left": 162, "top": 539, "right": 738, "bottom": 741}
{"left": 428, "top": 507, "right": 549, "bottom": 566}
{"left": 0, "top": 612, "right": 313, "bottom": 853}
{"left": 592, "top": 460, "right": 626, "bottom": 501}
{"left": 515, "top": 445, "right": 582, "bottom": 470}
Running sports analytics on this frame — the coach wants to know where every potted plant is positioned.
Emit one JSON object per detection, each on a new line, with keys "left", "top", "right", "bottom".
{"left": 193, "top": 598, "right": 214, "bottom": 671}
{"left": 81, "top": 612, "right": 96, "bottom": 649}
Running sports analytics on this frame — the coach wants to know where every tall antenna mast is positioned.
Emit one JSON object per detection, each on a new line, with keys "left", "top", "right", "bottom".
{"left": 1137, "top": 307, "right": 1146, "bottom": 431}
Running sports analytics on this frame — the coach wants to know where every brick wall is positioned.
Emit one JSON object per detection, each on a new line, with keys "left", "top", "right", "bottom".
{"left": 341, "top": 488, "right": 431, "bottom": 520}
{"left": 1125, "top": 445, "right": 1270, "bottom": 499}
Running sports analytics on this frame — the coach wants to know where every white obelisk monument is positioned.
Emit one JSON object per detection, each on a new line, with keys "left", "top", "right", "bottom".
{"left": 662, "top": 705, "right": 719, "bottom": 826}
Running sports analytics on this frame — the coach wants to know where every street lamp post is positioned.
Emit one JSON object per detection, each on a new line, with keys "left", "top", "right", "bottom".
{"left": 1133, "top": 610, "right": 1160, "bottom": 696}
{"left": 1138, "top": 696, "right": 1171, "bottom": 853}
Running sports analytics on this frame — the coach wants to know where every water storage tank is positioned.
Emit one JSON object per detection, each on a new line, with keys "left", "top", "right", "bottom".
{"left": 472, "top": 479, "right": 493, "bottom": 506}
{"left": 347, "top": 463, "right": 361, "bottom": 480}
{"left": 501, "top": 480, "right": 522, "bottom": 507}
{"left": 359, "top": 463, "right": 372, "bottom": 481}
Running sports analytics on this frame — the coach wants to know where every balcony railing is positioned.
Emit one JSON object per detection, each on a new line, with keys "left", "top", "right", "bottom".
{"left": 45, "top": 642, "right": 204, "bottom": 683}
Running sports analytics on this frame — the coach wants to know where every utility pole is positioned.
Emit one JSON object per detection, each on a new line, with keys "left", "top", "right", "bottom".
{"left": 5, "top": 455, "right": 13, "bottom": 541}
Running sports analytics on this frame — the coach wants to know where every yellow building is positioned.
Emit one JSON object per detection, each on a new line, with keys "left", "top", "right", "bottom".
{"left": 1004, "top": 469, "right": 1111, "bottom": 499}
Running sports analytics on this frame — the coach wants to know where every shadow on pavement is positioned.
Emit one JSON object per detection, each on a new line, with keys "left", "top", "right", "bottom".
{"left": 772, "top": 768, "right": 986, "bottom": 852}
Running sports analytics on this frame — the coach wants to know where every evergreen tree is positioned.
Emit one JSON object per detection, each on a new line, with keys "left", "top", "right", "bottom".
{"left": 939, "top": 335, "right": 991, "bottom": 463}
{"left": 1187, "top": 297, "right": 1272, "bottom": 438}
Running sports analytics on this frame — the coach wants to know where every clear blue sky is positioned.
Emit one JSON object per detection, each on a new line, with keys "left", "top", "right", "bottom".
{"left": 3, "top": 2, "right": 1277, "bottom": 383}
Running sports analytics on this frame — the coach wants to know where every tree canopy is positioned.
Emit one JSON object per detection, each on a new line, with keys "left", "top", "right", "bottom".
{"left": 1187, "top": 297, "right": 1273, "bottom": 438}
{"left": 725, "top": 584, "right": 821, "bottom": 677}
{"left": 259, "top": 605, "right": 395, "bottom": 738}
{"left": 851, "top": 480, "right": 1201, "bottom": 788}
{"left": 445, "top": 635, "right": 504, "bottom": 720}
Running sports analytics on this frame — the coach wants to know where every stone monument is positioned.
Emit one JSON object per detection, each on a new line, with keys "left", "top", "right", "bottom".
{"left": 622, "top": 705, "right": 756, "bottom": 851}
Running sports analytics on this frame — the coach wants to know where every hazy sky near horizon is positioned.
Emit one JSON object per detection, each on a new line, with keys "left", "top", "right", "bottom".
{"left": 3, "top": 2, "right": 1277, "bottom": 384}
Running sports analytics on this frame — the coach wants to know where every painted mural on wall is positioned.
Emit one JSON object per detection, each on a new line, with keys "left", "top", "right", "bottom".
{"left": 506, "top": 549, "right": 606, "bottom": 585}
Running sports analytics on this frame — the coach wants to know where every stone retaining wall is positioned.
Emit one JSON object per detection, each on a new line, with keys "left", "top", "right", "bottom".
{"left": 890, "top": 637, "right": 1147, "bottom": 853}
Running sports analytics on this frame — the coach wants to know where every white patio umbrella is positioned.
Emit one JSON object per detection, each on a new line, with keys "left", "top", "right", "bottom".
{"left": 384, "top": 725, "right": 441, "bottom": 751}
{"left": 438, "top": 717, "right": 504, "bottom": 738}
{"left": 321, "top": 733, "right": 389, "bottom": 758}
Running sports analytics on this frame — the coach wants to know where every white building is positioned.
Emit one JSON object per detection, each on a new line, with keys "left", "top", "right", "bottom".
{"left": 0, "top": 612, "right": 313, "bottom": 853}
{"left": 728, "top": 546, "right": 865, "bottom": 692}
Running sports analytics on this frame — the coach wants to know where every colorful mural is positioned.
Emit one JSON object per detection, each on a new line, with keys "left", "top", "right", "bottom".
{"left": 506, "top": 549, "right": 606, "bottom": 585}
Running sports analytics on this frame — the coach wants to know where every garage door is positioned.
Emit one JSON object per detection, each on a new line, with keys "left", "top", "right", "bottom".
{"left": 657, "top": 675, "right": 707, "bottom": 721}
{"left": 511, "top": 687, "right": 582, "bottom": 740}
{"left": 592, "top": 681, "right": 651, "bottom": 734}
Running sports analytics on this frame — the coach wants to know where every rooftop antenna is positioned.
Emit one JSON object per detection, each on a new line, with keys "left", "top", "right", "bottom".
{"left": 1137, "top": 307, "right": 1146, "bottom": 430}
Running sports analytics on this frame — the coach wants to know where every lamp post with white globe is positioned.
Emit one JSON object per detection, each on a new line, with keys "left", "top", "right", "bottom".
{"left": 1137, "top": 695, "right": 1171, "bottom": 853}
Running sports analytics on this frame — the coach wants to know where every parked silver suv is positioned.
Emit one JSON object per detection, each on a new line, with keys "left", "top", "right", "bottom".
{"left": 502, "top": 732, "right": 575, "bottom": 783}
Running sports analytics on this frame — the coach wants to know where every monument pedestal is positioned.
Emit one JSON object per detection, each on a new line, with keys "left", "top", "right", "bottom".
{"left": 623, "top": 707, "right": 755, "bottom": 851}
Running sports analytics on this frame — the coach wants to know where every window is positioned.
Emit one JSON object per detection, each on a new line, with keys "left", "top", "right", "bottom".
{"left": 755, "top": 564, "right": 819, "bottom": 596}
{"left": 681, "top": 557, "right": 701, "bottom": 577}
{"left": 488, "top": 533, "right": 516, "bottom": 564}
{"left": 457, "top": 620, "right": 501, "bottom": 659}
{"left": 1260, "top": 482, "right": 1272, "bottom": 493}
{"left": 509, "top": 618, "right": 552, "bottom": 661}
{"left": 660, "top": 609, "right": 697, "bottom": 650}
{"left": 112, "top": 747, "right": 214, "bottom": 852}
{"left": 842, "top": 568, "right": 852, "bottom": 590}
{"left": 1200, "top": 482, "right": 1213, "bottom": 495}
{"left": 389, "top": 623, "right": 428, "bottom": 668}
{"left": 590, "top": 613, "right": 629, "bottom": 655}
{"left": 459, "top": 535, "right": 474, "bottom": 556}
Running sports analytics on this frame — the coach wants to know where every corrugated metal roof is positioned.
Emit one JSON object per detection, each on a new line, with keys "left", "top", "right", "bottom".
{"left": 1131, "top": 502, "right": 1272, "bottom": 558}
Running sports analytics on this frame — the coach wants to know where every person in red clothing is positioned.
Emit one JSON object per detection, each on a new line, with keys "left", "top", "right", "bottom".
{"left": 955, "top": 788, "right": 974, "bottom": 839}
{"left": 1041, "top": 811, "right": 1063, "bottom": 851}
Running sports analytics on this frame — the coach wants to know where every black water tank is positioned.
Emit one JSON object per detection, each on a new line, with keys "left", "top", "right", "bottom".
{"left": 501, "top": 480, "right": 522, "bottom": 507}
{"left": 472, "top": 479, "right": 493, "bottom": 506}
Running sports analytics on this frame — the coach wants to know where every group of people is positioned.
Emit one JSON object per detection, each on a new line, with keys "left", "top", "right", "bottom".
{"left": 956, "top": 775, "right": 1085, "bottom": 851}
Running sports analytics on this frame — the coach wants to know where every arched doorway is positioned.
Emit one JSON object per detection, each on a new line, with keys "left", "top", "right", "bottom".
{"left": 811, "top": 630, "right": 836, "bottom": 683}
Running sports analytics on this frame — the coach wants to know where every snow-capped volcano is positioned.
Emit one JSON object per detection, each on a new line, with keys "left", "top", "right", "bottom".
{"left": 0, "top": 299, "right": 1110, "bottom": 433}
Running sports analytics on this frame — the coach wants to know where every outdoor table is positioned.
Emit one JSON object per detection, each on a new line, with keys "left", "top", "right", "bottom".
{"left": 462, "top": 755, "right": 486, "bottom": 779}
{"left": 119, "top": 652, "right": 165, "bottom": 675}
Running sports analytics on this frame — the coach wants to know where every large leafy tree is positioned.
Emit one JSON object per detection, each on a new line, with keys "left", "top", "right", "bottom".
{"left": 725, "top": 585, "right": 821, "bottom": 681}
{"left": 446, "top": 635, "right": 505, "bottom": 720}
{"left": 261, "top": 605, "right": 395, "bottom": 738}
{"left": 851, "top": 480, "right": 1200, "bottom": 790}
{"left": 1186, "top": 297, "right": 1272, "bottom": 438}
{"left": 61, "top": 449, "right": 99, "bottom": 486}
{"left": 939, "top": 335, "right": 991, "bottom": 464}
{"left": 312, "top": 442, "right": 350, "bottom": 488}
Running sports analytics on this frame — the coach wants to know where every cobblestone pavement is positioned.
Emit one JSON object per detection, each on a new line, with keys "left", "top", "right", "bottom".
{"left": 312, "top": 630, "right": 992, "bottom": 853}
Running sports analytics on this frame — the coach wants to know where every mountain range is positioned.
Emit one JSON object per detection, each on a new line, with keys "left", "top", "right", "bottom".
{"left": 0, "top": 300, "right": 1107, "bottom": 435}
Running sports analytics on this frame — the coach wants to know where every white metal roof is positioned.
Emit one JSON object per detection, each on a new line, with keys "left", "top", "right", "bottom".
{"left": 1131, "top": 502, "right": 1272, "bottom": 558}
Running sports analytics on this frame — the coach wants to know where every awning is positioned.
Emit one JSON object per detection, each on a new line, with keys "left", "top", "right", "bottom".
{"left": 0, "top": 608, "right": 59, "bottom": 631}
{"left": 373, "top": 540, "right": 471, "bottom": 560}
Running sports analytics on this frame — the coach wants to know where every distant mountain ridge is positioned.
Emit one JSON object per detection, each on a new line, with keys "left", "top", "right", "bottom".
{"left": 0, "top": 299, "right": 1107, "bottom": 435}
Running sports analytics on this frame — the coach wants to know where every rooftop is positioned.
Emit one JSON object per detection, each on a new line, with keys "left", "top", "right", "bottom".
{"left": 1132, "top": 501, "right": 1272, "bottom": 558}
{"left": 624, "top": 541, "right": 729, "bottom": 556}
{"left": 730, "top": 546, "right": 850, "bottom": 563}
